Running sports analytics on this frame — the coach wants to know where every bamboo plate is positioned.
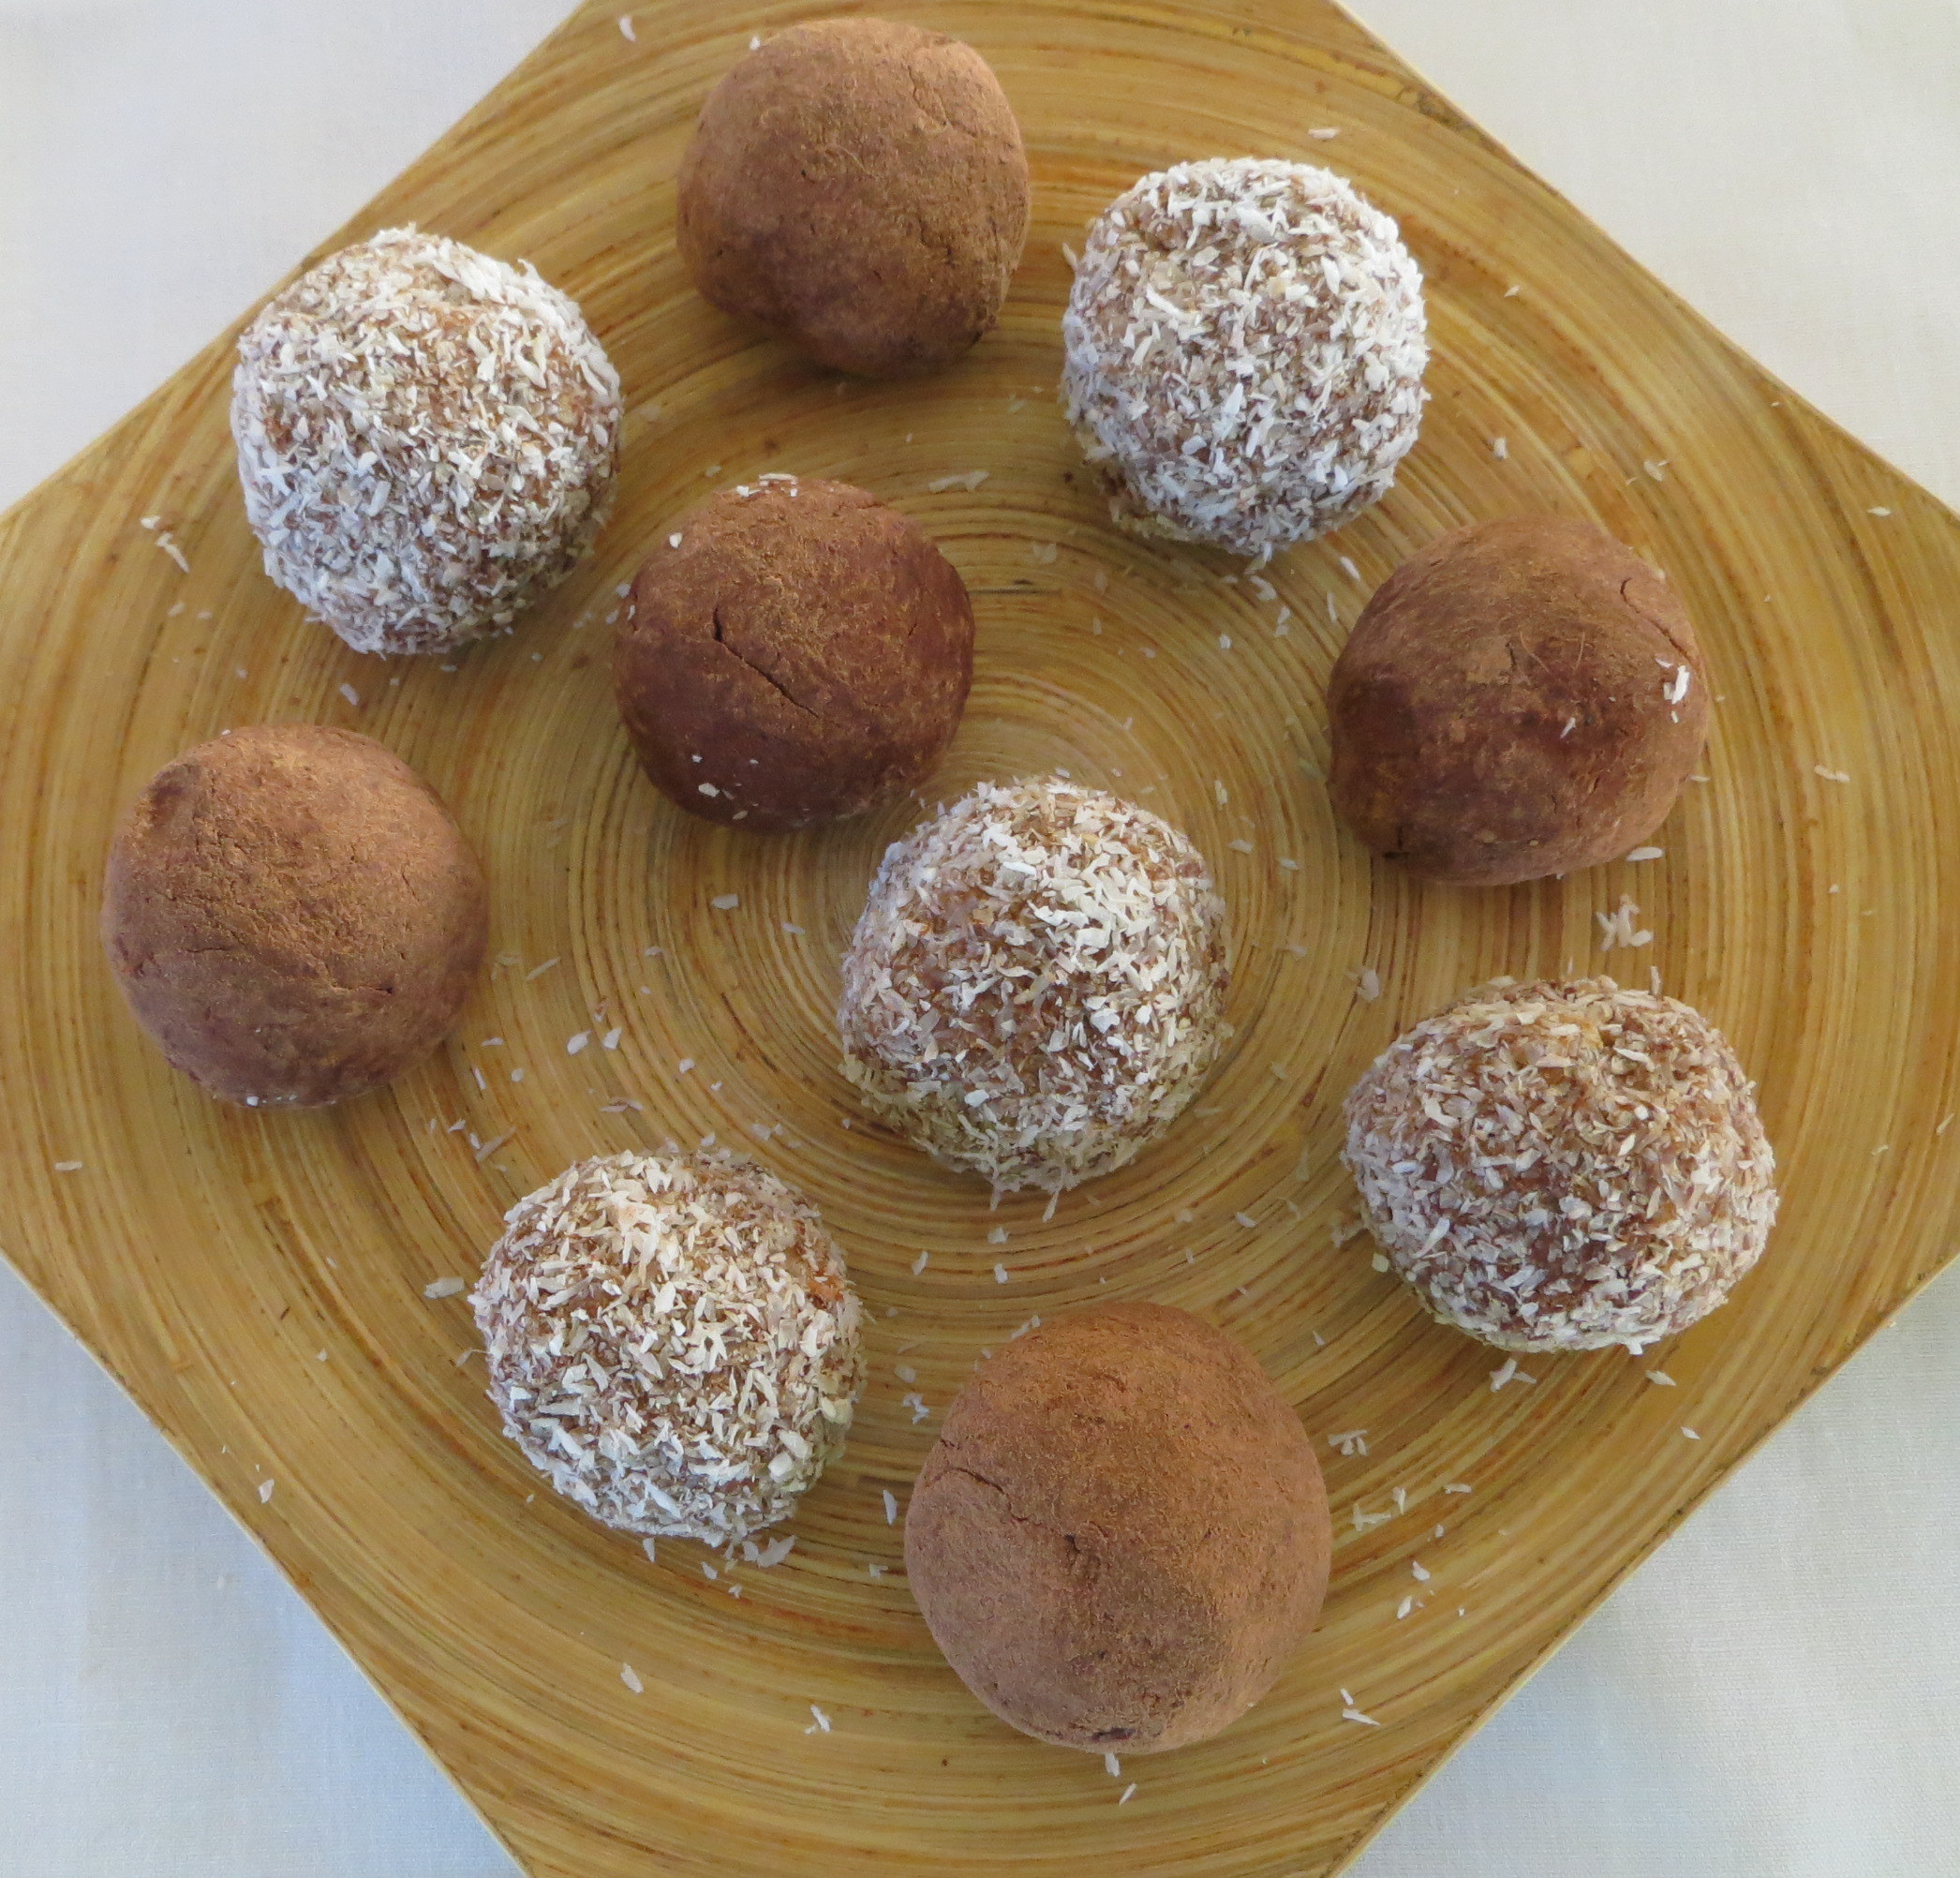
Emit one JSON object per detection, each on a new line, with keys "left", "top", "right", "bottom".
{"left": 4, "top": 2, "right": 1959, "bottom": 1872}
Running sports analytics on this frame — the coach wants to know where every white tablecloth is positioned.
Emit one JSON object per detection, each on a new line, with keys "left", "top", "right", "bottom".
{"left": 3, "top": 3, "right": 1956, "bottom": 1872}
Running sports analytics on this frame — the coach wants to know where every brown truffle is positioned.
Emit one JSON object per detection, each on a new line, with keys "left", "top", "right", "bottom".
{"left": 616, "top": 477, "right": 973, "bottom": 831}
{"left": 1328, "top": 515, "right": 1709, "bottom": 886}
{"left": 102, "top": 723, "right": 486, "bottom": 1108}
{"left": 904, "top": 1303, "right": 1330, "bottom": 1754}
{"left": 676, "top": 18, "right": 1031, "bottom": 378}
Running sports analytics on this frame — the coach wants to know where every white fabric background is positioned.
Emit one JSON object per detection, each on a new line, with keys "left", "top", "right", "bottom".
{"left": 3, "top": 2, "right": 1957, "bottom": 1872}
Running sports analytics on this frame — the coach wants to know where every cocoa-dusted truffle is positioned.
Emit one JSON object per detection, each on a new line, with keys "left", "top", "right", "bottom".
{"left": 616, "top": 477, "right": 973, "bottom": 830}
{"left": 676, "top": 18, "right": 1030, "bottom": 378}
{"left": 1344, "top": 977, "right": 1778, "bottom": 1354}
{"left": 905, "top": 1303, "right": 1330, "bottom": 1753}
{"left": 1329, "top": 515, "right": 1709, "bottom": 885}
{"left": 1062, "top": 158, "right": 1427, "bottom": 557}
{"left": 839, "top": 778, "right": 1229, "bottom": 1197}
{"left": 232, "top": 227, "right": 619, "bottom": 655}
{"left": 101, "top": 723, "right": 486, "bottom": 1107}
{"left": 471, "top": 1151, "right": 866, "bottom": 1546}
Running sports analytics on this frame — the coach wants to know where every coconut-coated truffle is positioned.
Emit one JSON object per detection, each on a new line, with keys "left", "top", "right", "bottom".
{"left": 231, "top": 227, "right": 620, "bottom": 655}
{"left": 616, "top": 476, "right": 973, "bottom": 830}
{"left": 839, "top": 778, "right": 1229, "bottom": 1197}
{"left": 1062, "top": 158, "right": 1427, "bottom": 557}
{"left": 1344, "top": 978, "right": 1778, "bottom": 1354}
{"left": 470, "top": 1151, "right": 866, "bottom": 1545}
{"left": 101, "top": 724, "right": 486, "bottom": 1108}
{"left": 905, "top": 1302, "right": 1330, "bottom": 1753}
{"left": 676, "top": 18, "right": 1031, "bottom": 378}
{"left": 1328, "top": 516, "right": 1710, "bottom": 885}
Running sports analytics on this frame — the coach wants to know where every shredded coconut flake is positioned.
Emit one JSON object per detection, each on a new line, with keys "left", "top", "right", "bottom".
{"left": 1596, "top": 896, "right": 1654, "bottom": 950}
{"left": 423, "top": 1276, "right": 466, "bottom": 1300}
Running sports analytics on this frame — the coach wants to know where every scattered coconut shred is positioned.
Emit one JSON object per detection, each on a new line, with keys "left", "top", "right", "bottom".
{"left": 1061, "top": 158, "right": 1429, "bottom": 558}
{"left": 469, "top": 1151, "right": 865, "bottom": 1545}
{"left": 838, "top": 779, "right": 1230, "bottom": 1198}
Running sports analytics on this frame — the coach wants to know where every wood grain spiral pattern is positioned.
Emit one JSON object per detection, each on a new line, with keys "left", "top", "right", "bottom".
{"left": 3, "top": 4, "right": 1960, "bottom": 1874}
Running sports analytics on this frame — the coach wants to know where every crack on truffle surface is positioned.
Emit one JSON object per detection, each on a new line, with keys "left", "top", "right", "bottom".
{"left": 939, "top": 1459, "right": 1100, "bottom": 1575}
{"left": 710, "top": 604, "right": 822, "bottom": 718}
{"left": 1617, "top": 574, "right": 1699, "bottom": 663}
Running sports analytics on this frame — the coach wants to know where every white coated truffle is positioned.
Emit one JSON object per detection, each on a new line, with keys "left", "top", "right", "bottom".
{"left": 1062, "top": 158, "right": 1427, "bottom": 558}
{"left": 232, "top": 227, "right": 620, "bottom": 656}
{"left": 1343, "top": 978, "right": 1778, "bottom": 1354}
{"left": 839, "top": 778, "right": 1230, "bottom": 1197}
{"left": 470, "top": 1151, "right": 865, "bottom": 1544}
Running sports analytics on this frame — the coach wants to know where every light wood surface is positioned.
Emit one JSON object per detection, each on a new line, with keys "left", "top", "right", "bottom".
{"left": 4, "top": 2, "right": 1958, "bottom": 1872}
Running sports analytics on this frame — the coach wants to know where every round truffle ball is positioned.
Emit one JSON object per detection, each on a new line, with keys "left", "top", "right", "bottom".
{"left": 1062, "top": 158, "right": 1428, "bottom": 557}
{"left": 839, "top": 778, "right": 1229, "bottom": 1196}
{"left": 231, "top": 227, "right": 620, "bottom": 656}
{"left": 676, "top": 19, "right": 1031, "bottom": 378}
{"left": 470, "top": 1151, "right": 866, "bottom": 1545}
{"left": 1328, "top": 516, "right": 1709, "bottom": 886}
{"left": 905, "top": 1302, "right": 1330, "bottom": 1753}
{"left": 1344, "top": 977, "right": 1778, "bottom": 1354}
{"left": 616, "top": 477, "right": 973, "bottom": 830}
{"left": 102, "top": 723, "right": 486, "bottom": 1108}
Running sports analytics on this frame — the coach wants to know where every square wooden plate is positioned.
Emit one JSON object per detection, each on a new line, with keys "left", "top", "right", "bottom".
{"left": 4, "top": 3, "right": 1958, "bottom": 1872}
